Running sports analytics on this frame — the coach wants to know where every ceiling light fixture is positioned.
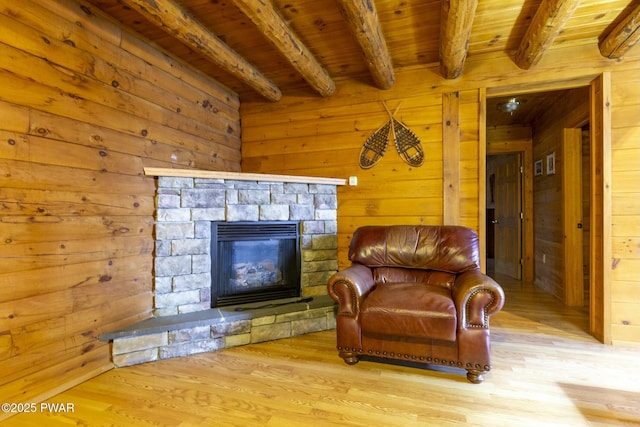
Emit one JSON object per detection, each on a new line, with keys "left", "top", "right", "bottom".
{"left": 498, "top": 97, "right": 521, "bottom": 115}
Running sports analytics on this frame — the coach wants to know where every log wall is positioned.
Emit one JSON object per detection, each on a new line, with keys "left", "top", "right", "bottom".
{"left": 0, "top": 0, "right": 240, "bottom": 412}
{"left": 241, "top": 44, "right": 640, "bottom": 345}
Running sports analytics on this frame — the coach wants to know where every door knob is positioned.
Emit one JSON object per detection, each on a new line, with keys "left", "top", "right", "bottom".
{"left": 491, "top": 220, "right": 499, "bottom": 224}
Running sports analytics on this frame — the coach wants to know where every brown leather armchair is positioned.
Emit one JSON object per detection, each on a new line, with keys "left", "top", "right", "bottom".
{"left": 327, "top": 225, "right": 505, "bottom": 383}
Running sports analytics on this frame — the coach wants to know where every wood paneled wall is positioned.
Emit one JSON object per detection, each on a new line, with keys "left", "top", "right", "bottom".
{"left": 242, "top": 45, "right": 640, "bottom": 345}
{"left": 241, "top": 83, "right": 482, "bottom": 269}
{"left": 610, "top": 67, "right": 640, "bottom": 344}
{"left": 531, "top": 87, "right": 590, "bottom": 300}
{"left": 0, "top": 0, "right": 240, "bottom": 412}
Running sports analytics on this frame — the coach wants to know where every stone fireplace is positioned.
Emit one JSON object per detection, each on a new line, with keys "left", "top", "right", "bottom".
{"left": 100, "top": 169, "right": 345, "bottom": 367}
{"left": 153, "top": 172, "right": 342, "bottom": 314}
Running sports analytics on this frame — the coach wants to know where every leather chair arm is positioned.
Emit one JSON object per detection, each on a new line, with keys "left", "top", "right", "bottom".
{"left": 327, "top": 264, "right": 376, "bottom": 316}
{"left": 452, "top": 270, "right": 505, "bottom": 329}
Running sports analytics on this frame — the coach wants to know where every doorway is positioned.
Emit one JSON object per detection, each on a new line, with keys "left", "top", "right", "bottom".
{"left": 484, "top": 81, "right": 604, "bottom": 340}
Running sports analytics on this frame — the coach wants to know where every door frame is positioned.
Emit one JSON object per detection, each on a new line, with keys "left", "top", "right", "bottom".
{"left": 589, "top": 73, "right": 612, "bottom": 344}
{"left": 486, "top": 137, "right": 534, "bottom": 284}
{"left": 483, "top": 73, "right": 611, "bottom": 343}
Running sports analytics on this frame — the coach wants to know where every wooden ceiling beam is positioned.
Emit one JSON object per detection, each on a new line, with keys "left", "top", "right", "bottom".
{"left": 232, "top": 0, "right": 335, "bottom": 97}
{"left": 122, "top": 0, "right": 282, "bottom": 101}
{"left": 514, "top": 0, "right": 582, "bottom": 70}
{"left": 440, "top": 0, "right": 479, "bottom": 79}
{"left": 598, "top": 3, "right": 640, "bottom": 59}
{"left": 335, "top": 0, "right": 395, "bottom": 90}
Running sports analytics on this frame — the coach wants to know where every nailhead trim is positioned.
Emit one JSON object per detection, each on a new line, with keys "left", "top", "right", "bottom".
{"left": 331, "top": 280, "right": 358, "bottom": 316}
{"left": 335, "top": 348, "right": 491, "bottom": 372}
{"left": 465, "top": 288, "right": 495, "bottom": 328}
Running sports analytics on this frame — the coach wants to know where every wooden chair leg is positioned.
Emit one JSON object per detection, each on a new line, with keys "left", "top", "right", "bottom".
{"left": 339, "top": 351, "right": 359, "bottom": 365}
{"left": 466, "top": 369, "right": 485, "bottom": 384}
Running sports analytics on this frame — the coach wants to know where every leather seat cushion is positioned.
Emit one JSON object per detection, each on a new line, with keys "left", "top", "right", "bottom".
{"left": 361, "top": 282, "right": 457, "bottom": 342}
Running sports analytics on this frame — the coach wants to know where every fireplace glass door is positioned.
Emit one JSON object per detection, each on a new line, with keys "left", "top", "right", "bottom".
{"left": 211, "top": 222, "right": 300, "bottom": 307}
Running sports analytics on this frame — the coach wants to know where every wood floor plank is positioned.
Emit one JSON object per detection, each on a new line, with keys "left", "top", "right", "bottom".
{"left": 5, "top": 273, "right": 640, "bottom": 426}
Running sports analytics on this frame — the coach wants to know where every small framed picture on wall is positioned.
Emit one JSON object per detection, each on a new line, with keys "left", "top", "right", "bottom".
{"left": 535, "top": 159, "right": 543, "bottom": 176}
{"left": 546, "top": 152, "right": 556, "bottom": 175}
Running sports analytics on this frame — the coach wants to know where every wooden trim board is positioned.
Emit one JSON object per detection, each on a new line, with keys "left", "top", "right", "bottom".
{"left": 144, "top": 167, "right": 346, "bottom": 186}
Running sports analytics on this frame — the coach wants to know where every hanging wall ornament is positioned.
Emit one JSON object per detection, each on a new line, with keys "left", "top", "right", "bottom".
{"left": 383, "top": 102, "right": 424, "bottom": 167}
{"left": 358, "top": 104, "right": 401, "bottom": 169}
{"left": 359, "top": 120, "right": 391, "bottom": 169}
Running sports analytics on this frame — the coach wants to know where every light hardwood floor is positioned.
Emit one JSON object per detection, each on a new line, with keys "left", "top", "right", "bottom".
{"left": 6, "top": 274, "right": 640, "bottom": 426}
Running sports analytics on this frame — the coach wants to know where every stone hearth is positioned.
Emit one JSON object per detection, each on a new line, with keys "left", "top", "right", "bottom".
{"left": 100, "top": 169, "right": 345, "bottom": 367}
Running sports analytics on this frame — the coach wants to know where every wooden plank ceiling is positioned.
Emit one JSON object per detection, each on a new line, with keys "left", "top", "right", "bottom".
{"left": 87, "top": 0, "right": 639, "bottom": 103}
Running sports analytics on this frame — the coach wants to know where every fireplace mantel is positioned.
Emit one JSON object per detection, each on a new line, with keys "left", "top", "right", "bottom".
{"left": 144, "top": 167, "right": 346, "bottom": 186}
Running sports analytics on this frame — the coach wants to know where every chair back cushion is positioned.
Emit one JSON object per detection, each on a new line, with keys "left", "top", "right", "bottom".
{"left": 349, "top": 225, "right": 480, "bottom": 274}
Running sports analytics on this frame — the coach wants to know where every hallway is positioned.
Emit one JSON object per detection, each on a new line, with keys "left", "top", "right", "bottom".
{"left": 488, "top": 267, "right": 591, "bottom": 342}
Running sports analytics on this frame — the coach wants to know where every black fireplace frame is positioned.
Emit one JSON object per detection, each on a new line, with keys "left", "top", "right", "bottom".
{"left": 211, "top": 221, "right": 301, "bottom": 307}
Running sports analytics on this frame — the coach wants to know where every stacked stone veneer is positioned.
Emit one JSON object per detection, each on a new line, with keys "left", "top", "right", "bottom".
{"left": 110, "top": 302, "right": 337, "bottom": 367}
{"left": 108, "top": 175, "right": 340, "bottom": 367}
